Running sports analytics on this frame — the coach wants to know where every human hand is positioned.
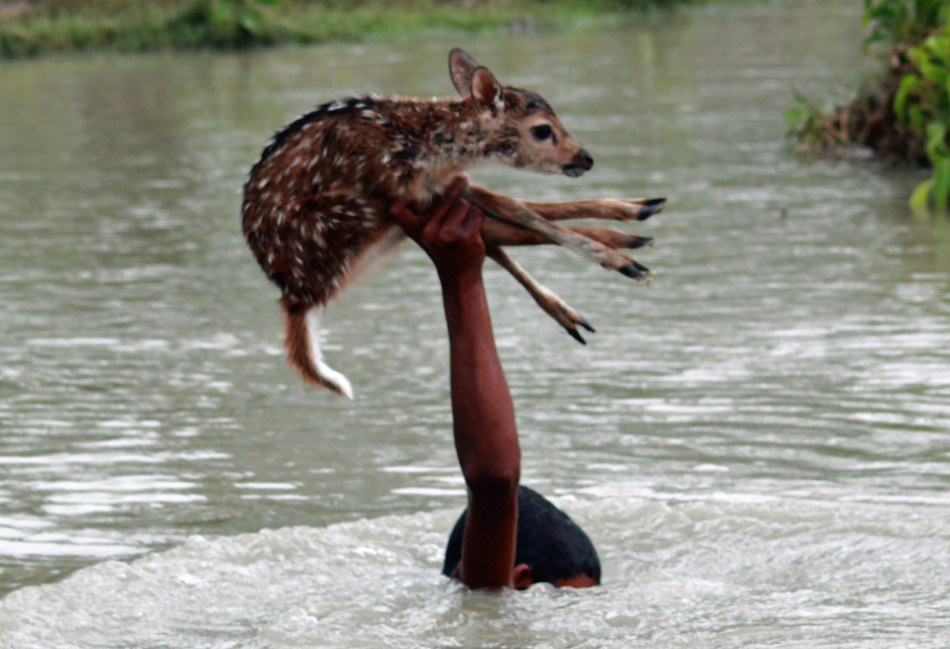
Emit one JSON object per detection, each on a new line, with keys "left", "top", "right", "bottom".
{"left": 390, "top": 176, "right": 487, "bottom": 281}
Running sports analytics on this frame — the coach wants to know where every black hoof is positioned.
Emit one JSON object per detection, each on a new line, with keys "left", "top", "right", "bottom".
{"left": 637, "top": 197, "right": 667, "bottom": 222}
{"left": 567, "top": 328, "right": 587, "bottom": 345}
{"left": 619, "top": 263, "right": 646, "bottom": 280}
{"left": 578, "top": 317, "right": 596, "bottom": 333}
{"left": 629, "top": 235, "right": 655, "bottom": 249}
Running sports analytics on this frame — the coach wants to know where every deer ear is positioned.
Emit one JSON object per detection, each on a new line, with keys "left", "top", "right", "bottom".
{"left": 449, "top": 48, "right": 480, "bottom": 97}
{"left": 471, "top": 67, "right": 503, "bottom": 118}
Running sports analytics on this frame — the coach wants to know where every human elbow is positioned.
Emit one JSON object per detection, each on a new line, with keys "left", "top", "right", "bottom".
{"left": 462, "top": 458, "right": 520, "bottom": 497}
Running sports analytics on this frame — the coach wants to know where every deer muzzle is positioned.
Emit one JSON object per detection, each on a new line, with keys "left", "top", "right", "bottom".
{"left": 562, "top": 149, "right": 594, "bottom": 177}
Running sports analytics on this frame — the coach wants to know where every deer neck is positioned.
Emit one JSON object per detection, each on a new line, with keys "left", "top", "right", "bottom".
{"left": 415, "top": 99, "right": 498, "bottom": 174}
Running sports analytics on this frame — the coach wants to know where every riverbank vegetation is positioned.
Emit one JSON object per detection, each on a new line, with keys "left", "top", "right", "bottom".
{"left": 787, "top": 0, "right": 950, "bottom": 210}
{"left": 0, "top": 0, "right": 700, "bottom": 59}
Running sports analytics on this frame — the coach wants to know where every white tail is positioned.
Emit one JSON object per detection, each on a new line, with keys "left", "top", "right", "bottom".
{"left": 283, "top": 304, "right": 354, "bottom": 398}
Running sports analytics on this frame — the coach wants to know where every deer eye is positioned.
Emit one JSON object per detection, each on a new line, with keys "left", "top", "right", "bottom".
{"left": 530, "top": 124, "right": 553, "bottom": 142}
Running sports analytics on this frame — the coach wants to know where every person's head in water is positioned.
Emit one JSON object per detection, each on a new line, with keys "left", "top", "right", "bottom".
{"left": 443, "top": 486, "right": 601, "bottom": 589}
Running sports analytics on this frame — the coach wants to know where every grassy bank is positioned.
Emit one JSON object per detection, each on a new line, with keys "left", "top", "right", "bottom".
{"left": 786, "top": 0, "right": 950, "bottom": 211}
{"left": 0, "top": 0, "right": 700, "bottom": 59}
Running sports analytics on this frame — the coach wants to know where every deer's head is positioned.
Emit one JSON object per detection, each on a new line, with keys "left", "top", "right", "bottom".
{"left": 449, "top": 48, "right": 593, "bottom": 177}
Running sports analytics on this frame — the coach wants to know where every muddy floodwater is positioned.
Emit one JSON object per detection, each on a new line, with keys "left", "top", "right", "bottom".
{"left": 2, "top": 1, "right": 950, "bottom": 647}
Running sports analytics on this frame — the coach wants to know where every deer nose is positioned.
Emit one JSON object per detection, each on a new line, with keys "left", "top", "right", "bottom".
{"left": 572, "top": 149, "right": 594, "bottom": 171}
{"left": 562, "top": 149, "right": 594, "bottom": 177}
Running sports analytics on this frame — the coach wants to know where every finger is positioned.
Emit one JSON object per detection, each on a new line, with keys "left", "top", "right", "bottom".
{"left": 445, "top": 174, "right": 470, "bottom": 199}
{"left": 389, "top": 198, "right": 408, "bottom": 216}
{"left": 424, "top": 190, "right": 470, "bottom": 241}
{"left": 440, "top": 197, "right": 471, "bottom": 234}
{"left": 427, "top": 176, "right": 470, "bottom": 224}
{"left": 422, "top": 199, "right": 456, "bottom": 241}
{"left": 391, "top": 204, "right": 427, "bottom": 243}
{"left": 389, "top": 200, "right": 418, "bottom": 231}
{"left": 458, "top": 204, "right": 486, "bottom": 236}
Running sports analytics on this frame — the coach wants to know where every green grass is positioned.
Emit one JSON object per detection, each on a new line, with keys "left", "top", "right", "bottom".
{"left": 0, "top": 0, "right": 702, "bottom": 59}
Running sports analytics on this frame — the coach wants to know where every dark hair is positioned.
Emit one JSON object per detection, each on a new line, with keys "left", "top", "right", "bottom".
{"left": 442, "top": 486, "right": 601, "bottom": 585}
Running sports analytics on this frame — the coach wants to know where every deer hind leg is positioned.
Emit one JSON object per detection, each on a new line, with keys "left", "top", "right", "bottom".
{"left": 570, "top": 225, "right": 656, "bottom": 250}
{"left": 465, "top": 185, "right": 653, "bottom": 281}
{"left": 274, "top": 195, "right": 394, "bottom": 399}
{"left": 482, "top": 218, "right": 656, "bottom": 250}
{"left": 486, "top": 245, "right": 594, "bottom": 345}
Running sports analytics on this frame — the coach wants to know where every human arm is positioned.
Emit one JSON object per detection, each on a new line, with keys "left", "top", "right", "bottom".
{"left": 390, "top": 177, "right": 521, "bottom": 589}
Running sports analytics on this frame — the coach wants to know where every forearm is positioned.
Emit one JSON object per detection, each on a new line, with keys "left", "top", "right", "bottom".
{"left": 440, "top": 269, "right": 520, "bottom": 589}
{"left": 440, "top": 269, "right": 520, "bottom": 489}
{"left": 389, "top": 178, "right": 519, "bottom": 588}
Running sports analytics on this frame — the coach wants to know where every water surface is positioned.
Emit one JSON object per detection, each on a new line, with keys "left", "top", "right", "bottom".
{"left": 2, "top": 1, "right": 950, "bottom": 647}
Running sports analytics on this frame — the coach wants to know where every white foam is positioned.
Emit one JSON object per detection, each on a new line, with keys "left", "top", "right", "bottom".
{"left": 3, "top": 493, "right": 950, "bottom": 648}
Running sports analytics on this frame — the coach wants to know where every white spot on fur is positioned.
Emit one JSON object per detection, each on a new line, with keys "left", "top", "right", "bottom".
{"left": 306, "top": 309, "right": 353, "bottom": 399}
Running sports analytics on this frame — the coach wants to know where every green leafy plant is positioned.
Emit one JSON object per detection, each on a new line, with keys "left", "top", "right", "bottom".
{"left": 787, "top": 0, "right": 950, "bottom": 211}
{"left": 172, "top": 0, "right": 287, "bottom": 46}
{"left": 864, "top": 0, "right": 946, "bottom": 50}
{"left": 889, "top": 8, "right": 950, "bottom": 208}
{"left": 784, "top": 92, "right": 850, "bottom": 151}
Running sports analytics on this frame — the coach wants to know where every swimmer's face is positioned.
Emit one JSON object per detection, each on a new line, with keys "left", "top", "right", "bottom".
{"left": 512, "top": 564, "right": 598, "bottom": 590}
{"left": 553, "top": 573, "right": 598, "bottom": 589}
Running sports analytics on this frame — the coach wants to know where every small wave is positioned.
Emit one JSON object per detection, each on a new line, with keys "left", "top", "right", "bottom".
{"left": 2, "top": 491, "right": 948, "bottom": 649}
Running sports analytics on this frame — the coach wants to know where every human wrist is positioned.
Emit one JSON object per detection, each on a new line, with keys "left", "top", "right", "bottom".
{"left": 438, "top": 264, "right": 487, "bottom": 316}
{"left": 435, "top": 259, "right": 485, "bottom": 290}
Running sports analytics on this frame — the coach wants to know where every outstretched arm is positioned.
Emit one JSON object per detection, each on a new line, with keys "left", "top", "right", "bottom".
{"left": 391, "top": 177, "right": 520, "bottom": 589}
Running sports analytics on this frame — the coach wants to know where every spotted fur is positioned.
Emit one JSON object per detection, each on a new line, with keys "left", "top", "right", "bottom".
{"left": 242, "top": 48, "right": 594, "bottom": 397}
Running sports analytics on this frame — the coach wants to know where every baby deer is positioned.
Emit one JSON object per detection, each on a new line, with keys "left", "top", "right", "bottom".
{"left": 242, "top": 48, "right": 664, "bottom": 398}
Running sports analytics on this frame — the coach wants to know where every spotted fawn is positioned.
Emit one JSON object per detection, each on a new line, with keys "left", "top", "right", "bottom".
{"left": 242, "top": 48, "right": 665, "bottom": 397}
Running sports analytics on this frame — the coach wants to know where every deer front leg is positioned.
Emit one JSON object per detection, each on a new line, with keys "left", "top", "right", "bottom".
{"left": 523, "top": 196, "right": 666, "bottom": 222}
{"left": 486, "top": 245, "right": 595, "bottom": 344}
{"left": 471, "top": 185, "right": 666, "bottom": 222}
{"left": 466, "top": 185, "right": 654, "bottom": 281}
{"left": 482, "top": 218, "right": 656, "bottom": 250}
